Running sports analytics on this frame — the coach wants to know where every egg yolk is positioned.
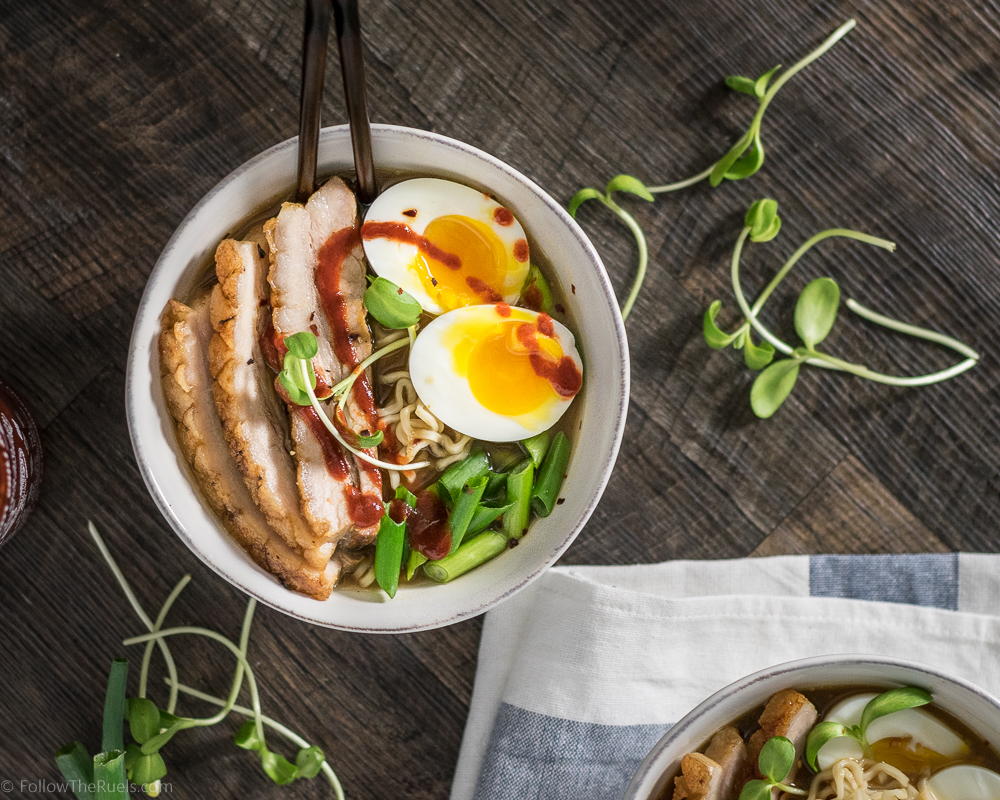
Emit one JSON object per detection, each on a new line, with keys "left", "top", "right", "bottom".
{"left": 412, "top": 215, "right": 511, "bottom": 311}
{"left": 870, "top": 738, "right": 958, "bottom": 774}
{"left": 448, "top": 311, "right": 567, "bottom": 418}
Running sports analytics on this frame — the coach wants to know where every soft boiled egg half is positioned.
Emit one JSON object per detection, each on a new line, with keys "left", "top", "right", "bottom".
{"left": 815, "top": 693, "right": 968, "bottom": 772}
{"left": 408, "top": 304, "right": 583, "bottom": 441}
{"left": 361, "top": 178, "right": 532, "bottom": 315}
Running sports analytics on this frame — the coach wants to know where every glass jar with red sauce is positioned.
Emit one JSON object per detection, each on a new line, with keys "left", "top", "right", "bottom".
{"left": 0, "top": 378, "right": 43, "bottom": 545}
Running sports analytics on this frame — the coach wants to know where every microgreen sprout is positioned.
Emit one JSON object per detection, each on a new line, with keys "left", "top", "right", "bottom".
{"left": 364, "top": 276, "right": 422, "bottom": 329}
{"left": 54, "top": 522, "right": 345, "bottom": 800}
{"left": 708, "top": 199, "right": 978, "bottom": 417}
{"left": 570, "top": 20, "right": 856, "bottom": 319}
{"left": 739, "top": 736, "right": 807, "bottom": 800}
{"left": 805, "top": 687, "right": 932, "bottom": 770}
{"left": 277, "top": 330, "right": 429, "bottom": 470}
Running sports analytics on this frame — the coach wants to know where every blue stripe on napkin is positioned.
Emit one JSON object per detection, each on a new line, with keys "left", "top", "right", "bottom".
{"left": 474, "top": 704, "right": 670, "bottom": 800}
{"left": 809, "top": 554, "right": 958, "bottom": 609}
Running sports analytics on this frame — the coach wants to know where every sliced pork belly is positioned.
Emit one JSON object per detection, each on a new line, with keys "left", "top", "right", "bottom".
{"left": 159, "top": 296, "right": 338, "bottom": 599}
{"left": 265, "top": 177, "right": 383, "bottom": 549}
{"left": 704, "top": 726, "right": 748, "bottom": 800}
{"left": 673, "top": 753, "right": 725, "bottom": 800}
{"left": 208, "top": 238, "right": 333, "bottom": 570}
{"left": 746, "top": 690, "right": 817, "bottom": 788}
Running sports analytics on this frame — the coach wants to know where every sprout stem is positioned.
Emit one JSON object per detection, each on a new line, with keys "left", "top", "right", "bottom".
{"left": 138, "top": 574, "right": 191, "bottom": 700}
{"left": 88, "top": 521, "right": 182, "bottom": 714}
{"left": 731, "top": 225, "right": 980, "bottom": 386}
{"left": 163, "top": 679, "right": 345, "bottom": 800}
{"left": 647, "top": 164, "right": 715, "bottom": 194}
{"left": 301, "top": 358, "right": 430, "bottom": 471}
{"left": 847, "top": 299, "right": 980, "bottom": 360}
{"left": 124, "top": 624, "right": 262, "bottom": 752}
{"left": 602, "top": 195, "right": 648, "bottom": 320}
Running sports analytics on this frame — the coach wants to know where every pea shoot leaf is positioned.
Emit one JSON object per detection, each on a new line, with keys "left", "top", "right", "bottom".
{"left": 606, "top": 174, "right": 654, "bottom": 201}
{"left": 710, "top": 128, "right": 755, "bottom": 187}
{"left": 795, "top": 277, "right": 840, "bottom": 349}
{"left": 751, "top": 358, "right": 801, "bottom": 418}
{"left": 261, "top": 750, "right": 299, "bottom": 785}
{"left": 754, "top": 64, "right": 782, "bottom": 97}
{"left": 758, "top": 735, "right": 795, "bottom": 783}
{"left": 704, "top": 300, "right": 739, "bottom": 349}
{"left": 364, "top": 277, "right": 422, "bottom": 329}
{"left": 745, "top": 199, "right": 778, "bottom": 238}
{"left": 805, "top": 721, "right": 848, "bottom": 770}
{"left": 744, "top": 334, "right": 775, "bottom": 370}
{"left": 739, "top": 779, "right": 774, "bottom": 800}
{"left": 284, "top": 331, "right": 318, "bottom": 360}
{"left": 725, "top": 75, "right": 758, "bottom": 96}
{"left": 725, "top": 135, "right": 765, "bottom": 181}
{"left": 733, "top": 330, "right": 747, "bottom": 350}
{"left": 235, "top": 720, "right": 264, "bottom": 751}
{"left": 295, "top": 746, "right": 326, "bottom": 780}
{"left": 568, "top": 188, "right": 604, "bottom": 217}
{"left": 127, "top": 697, "right": 162, "bottom": 745}
{"left": 129, "top": 752, "right": 167, "bottom": 785}
{"left": 860, "top": 687, "right": 932, "bottom": 735}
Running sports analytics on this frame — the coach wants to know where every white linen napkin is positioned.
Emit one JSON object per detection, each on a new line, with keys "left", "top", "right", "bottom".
{"left": 450, "top": 554, "right": 1000, "bottom": 800}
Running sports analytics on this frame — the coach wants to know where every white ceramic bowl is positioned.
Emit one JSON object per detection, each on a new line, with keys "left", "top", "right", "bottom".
{"left": 126, "top": 124, "right": 629, "bottom": 632}
{"left": 622, "top": 654, "right": 1000, "bottom": 800}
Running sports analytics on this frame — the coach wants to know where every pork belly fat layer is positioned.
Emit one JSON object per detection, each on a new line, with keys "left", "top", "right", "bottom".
{"left": 159, "top": 296, "right": 338, "bottom": 599}
{"left": 208, "top": 238, "right": 332, "bottom": 570}
{"left": 703, "top": 726, "right": 748, "bottom": 800}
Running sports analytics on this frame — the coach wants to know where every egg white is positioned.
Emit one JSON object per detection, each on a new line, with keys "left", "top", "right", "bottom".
{"left": 362, "top": 178, "right": 531, "bottom": 315}
{"left": 816, "top": 693, "right": 967, "bottom": 771}
{"left": 408, "top": 304, "right": 582, "bottom": 441}
{"left": 928, "top": 765, "right": 1000, "bottom": 800}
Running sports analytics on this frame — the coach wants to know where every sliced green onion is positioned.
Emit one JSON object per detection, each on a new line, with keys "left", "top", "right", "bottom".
{"left": 531, "top": 431, "right": 570, "bottom": 517}
{"left": 395, "top": 485, "right": 417, "bottom": 506}
{"left": 483, "top": 471, "right": 508, "bottom": 504}
{"left": 467, "top": 502, "right": 513, "bottom": 537}
{"left": 93, "top": 750, "right": 128, "bottom": 800}
{"left": 406, "top": 550, "right": 427, "bottom": 580}
{"left": 487, "top": 443, "right": 527, "bottom": 472}
{"left": 424, "top": 533, "right": 508, "bottom": 583}
{"left": 447, "top": 476, "right": 488, "bottom": 555}
{"left": 55, "top": 742, "right": 95, "bottom": 800}
{"left": 374, "top": 511, "right": 406, "bottom": 599}
{"left": 437, "top": 450, "right": 490, "bottom": 503}
{"left": 503, "top": 459, "right": 535, "bottom": 540}
{"left": 522, "top": 431, "right": 551, "bottom": 468}
{"left": 521, "top": 264, "right": 554, "bottom": 314}
{"left": 102, "top": 658, "right": 129, "bottom": 753}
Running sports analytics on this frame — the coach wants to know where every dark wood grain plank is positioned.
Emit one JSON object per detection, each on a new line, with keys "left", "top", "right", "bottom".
{"left": 3, "top": 0, "right": 1000, "bottom": 797}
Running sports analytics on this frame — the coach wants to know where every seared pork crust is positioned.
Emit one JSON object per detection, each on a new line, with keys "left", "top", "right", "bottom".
{"left": 209, "top": 238, "right": 333, "bottom": 570}
{"left": 159, "top": 296, "right": 338, "bottom": 599}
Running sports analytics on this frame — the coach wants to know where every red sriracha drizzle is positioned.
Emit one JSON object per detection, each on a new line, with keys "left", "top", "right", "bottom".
{"left": 406, "top": 489, "right": 451, "bottom": 561}
{"left": 360, "top": 220, "right": 463, "bottom": 270}
{"left": 515, "top": 315, "right": 582, "bottom": 398}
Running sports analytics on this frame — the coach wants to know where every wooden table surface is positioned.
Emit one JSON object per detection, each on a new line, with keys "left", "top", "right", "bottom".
{"left": 2, "top": 0, "right": 999, "bottom": 796}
